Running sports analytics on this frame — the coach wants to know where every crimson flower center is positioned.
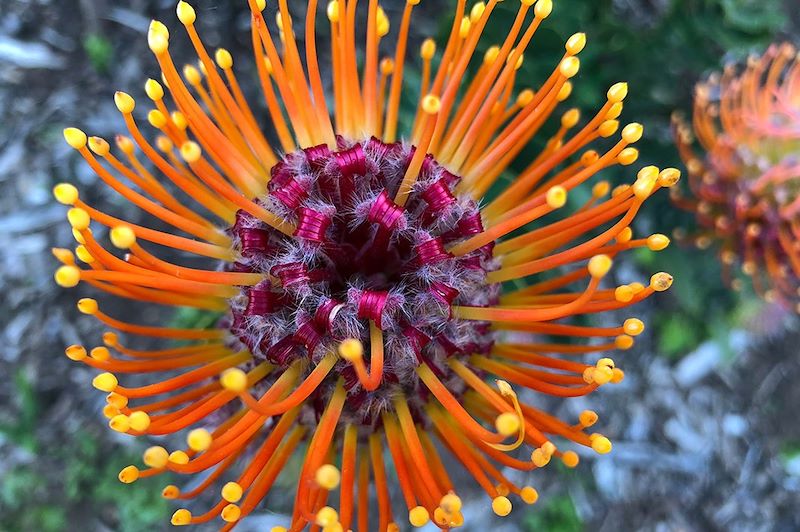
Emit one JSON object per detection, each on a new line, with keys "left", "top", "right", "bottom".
{"left": 227, "top": 136, "right": 498, "bottom": 423}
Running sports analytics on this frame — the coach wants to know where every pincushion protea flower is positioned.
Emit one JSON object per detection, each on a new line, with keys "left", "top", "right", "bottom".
{"left": 53, "top": 0, "right": 678, "bottom": 529}
{"left": 673, "top": 42, "right": 800, "bottom": 310}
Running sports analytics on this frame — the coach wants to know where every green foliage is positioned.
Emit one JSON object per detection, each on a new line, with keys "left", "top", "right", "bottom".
{"left": 0, "top": 376, "right": 169, "bottom": 532}
{"left": 83, "top": 34, "right": 113, "bottom": 74}
{"left": 523, "top": 494, "right": 584, "bottom": 532}
{"left": 0, "top": 370, "right": 39, "bottom": 451}
{"left": 171, "top": 306, "right": 224, "bottom": 330}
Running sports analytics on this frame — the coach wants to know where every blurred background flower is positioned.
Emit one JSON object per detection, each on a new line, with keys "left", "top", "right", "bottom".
{"left": 673, "top": 42, "right": 800, "bottom": 312}
{"left": 1, "top": 0, "right": 799, "bottom": 531}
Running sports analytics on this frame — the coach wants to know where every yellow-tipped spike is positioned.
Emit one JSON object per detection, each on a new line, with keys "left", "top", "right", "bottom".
{"left": 440, "top": 492, "right": 462, "bottom": 514}
{"left": 492, "top": 495, "right": 512, "bottom": 516}
{"left": 579, "top": 410, "right": 598, "bottom": 427}
{"left": 566, "top": 32, "right": 586, "bottom": 55}
{"left": 421, "top": 38, "right": 436, "bottom": 60}
{"left": 92, "top": 373, "right": 118, "bottom": 392}
{"left": 588, "top": 255, "right": 612, "bottom": 278}
{"left": 129, "top": 411, "right": 151, "bottom": 432}
{"left": 546, "top": 186, "right": 567, "bottom": 209}
{"left": 222, "top": 482, "right": 243, "bottom": 503}
{"left": 220, "top": 368, "right": 248, "bottom": 392}
{"left": 561, "top": 450, "right": 580, "bottom": 468}
{"left": 315, "top": 464, "right": 341, "bottom": 490}
{"left": 77, "top": 298, "right": 98, "bottom": 314}
{"left": 67, "top": 208, "right": 90, "bottom": 230}
{"left": 421, "top": 94, "right": 442, "bottom": 114}
{"left": 63, "top": 128, "right": 87, "bottom": 149}
{"left": 607, "top": 82, "right": 629, "bottom": 103}
{"left": 110, "top": 226, "right": 136, "bottom": 249}
{"left": 109, "top": 414, "right": 130, "bottom": 433}
{"left": 118, "top": 465, "right": 139, "bottom": 484}
{"left": 216, "top": 48, "right": 233, "bottom": 69}
{"left": 559, "top": 56, "right": 580, "bottom": 78}
{"left": 187, "top": 428, "right": 212, "bottom": 451}
{"left": 65, "top": 345, "right": 87, "bottom": 361}
{"left": 90, "top": 346, "right": 110, "bottom": 361}
{"left": 647, "top": 234, "right": 670, "bottom": 251}
{"left": 534, "top": 0, "right": 553, "bottom": 18}
{"left": 144, "top": 78, "right": 164, "bottom": 100}
{"left": 590, "top": 434, "right": 613, "bottom": 454}
{"left": 338, "top": 339, "right": 363, "bottom": 361}
{"left": 169, "top": 450, "right": 190, "bottom": 465}
{"left": 495, "top": 412, "right": 521, "bottom": 437}
{"left": 650, "top": 272, "right": 674, "bottom": 292}
{"left": 622, "top": 122, "right": 644, "bottom": 143}
{"left": 221, "top": 504, "right": 241, "bottom": 523}
{"left": 409, "top": 506, "right": 429, "bottom": 527}
{"left": 176, "top": 1, "right": 196, "bottom": 25}
{"left": 520, "top": 486, "right": 539, "bottom": 504}
{"left": 623, "top": 318, "right": 645, "bottom": 336}
{"left": 171, "top": 509, "right": 192, "bottom": 526}
{"left": 180, "top": 141, "right": 202, "bottom": 163}
{"left": 54, "top": 265, "right": 81, "bottom": 288}
{"left": 617, "top": 147, "right": 639, "bottom": 165}
{"left": 315, "top": 506, "right": 338, "bottom": 527}
{"left": 162, "top": 485, "right": 180, "bottom": 499}
{"left": 114, "top": 92, "right": 135, "bottom": 114}
{"left": 53, "top": 183, "right": 79, "bottom": 205}
{"left": 143, "top": 446, "right": 170, "bottom": 469}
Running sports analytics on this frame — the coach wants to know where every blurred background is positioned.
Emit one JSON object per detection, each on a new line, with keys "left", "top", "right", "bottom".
{"left": 1, "top": 0, "right": 800, "bottom": 530}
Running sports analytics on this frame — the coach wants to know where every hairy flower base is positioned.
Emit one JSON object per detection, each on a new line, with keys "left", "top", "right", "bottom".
{"left": 228, "top": 137, "right": 496, "bottom": 423}
{"left": 51, "top": 0, "right": 680, "bottom": 529}
{"left": 673, "top": 42, "right": 800, "bottom": 310}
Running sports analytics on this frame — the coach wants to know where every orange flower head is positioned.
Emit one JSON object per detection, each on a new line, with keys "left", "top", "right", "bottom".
{"left": 673, "top": 42, "right": 800, "bottom": 309}
{"left": 54, "top": 0, "right": 676, "bottom": 529}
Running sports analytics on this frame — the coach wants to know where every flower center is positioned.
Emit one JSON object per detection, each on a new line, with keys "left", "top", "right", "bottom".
{"left": 226, "top": 137, "right": 498, "bottom": 423}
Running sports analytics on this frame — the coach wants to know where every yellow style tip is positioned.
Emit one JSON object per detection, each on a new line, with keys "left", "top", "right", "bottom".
{"left": 187, "top": 428, "right": 212, "bottom": 452}
{"left": 118, "top": 465, "right": 139, "bottom": 484}
{"left": 176, "top": 1, "right": 196, "bottom": 25}
{"left": 77, "top": 297, "right": 98, "bottom": 314}
{"left": 65, "top": 345, "right": 87, "bottom": 361}
{"left": 222, "top": 481, "right": 244, "bottom": 503}
{"left": 215, "top": 48, "right": 233, "bottom": 69}
{"left": 315, "top": 506, "right": 339, "bottom": 527}
{"left": 338, "top": 338, "right": 364, "bottom": 361}
{"left": 63, "top": 127, "right": 87, "bottom": 149}
{"left": 422, "top": 94, "right": 442, "bottom": 114}
{"left": 220, "top": 368, "right": 248, "bottom": 392}
{"left": 409, "top": 506, "right": 429, "bottom": 527}
{"left": 520, "top": 486, "right": 539, "bottom": 504}
{"left": 129, "top": 411, "right": 151, "bottom": 432}
{"left": 54, "top": 265, "right": 81, "bottom": 288}
{"left": 650, "top": 272, "right": 673, "bottom": 292}
{"left": 110, "top": 226, "right": 136, "bottom": 249}
{"left": 114, "top": 91, "right": 135, "bottom": 114}
{"left": 221, "top": 504, "right": 241, "bottom": 523}
{"left": 495, "top": 412, "right": 521, "bottom": 437}
{"left": 492, "top": 495, "right": 512, "bottom": 516}
{"left": 171, "top": 509, "right": 192, "bottom": 526}
{"left": 92, "top": 372, "right": 118, "bottom": 392}
{"left": 546, "top": 185, "right": 567, "bottom": 209}
{"left": 180, "top": 141, "right": 202, "bottom": 163}
{"left": 607, "top": 82, "right": 629, "bottom": 103}
{"left": 143, "top": 446, "right": 170, "bottom": 469}
{"left": 315, "top": 464, "right": 342, "bottom": 490}
{"left": 144, "top": 78, "right": 164, "bottom": 100}
{"left": 588, "top": 254, "right": 612, "bottom": 278}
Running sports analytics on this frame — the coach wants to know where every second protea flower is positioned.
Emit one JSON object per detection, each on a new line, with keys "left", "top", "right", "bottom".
{"left": 54, "top": 0, "right": 678, "bottom": 529}
{"left": 673, "top": 42, "right": 800, "bottom": 309}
